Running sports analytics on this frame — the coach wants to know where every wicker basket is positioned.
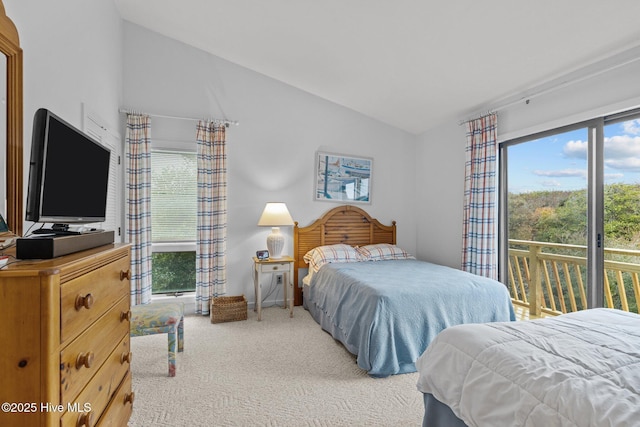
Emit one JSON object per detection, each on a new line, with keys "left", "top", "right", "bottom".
{"left": 210, "top": 295, "right": 248, "bottom": 324}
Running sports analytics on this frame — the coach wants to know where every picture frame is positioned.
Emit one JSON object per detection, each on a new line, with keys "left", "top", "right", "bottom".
{"left": 314, "top": 151, "right": 372, "bottom": 204}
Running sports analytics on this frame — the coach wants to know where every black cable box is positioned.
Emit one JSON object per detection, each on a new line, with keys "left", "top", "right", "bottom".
{"left": 16, "top": 231, "right": 115, "bottom": 259}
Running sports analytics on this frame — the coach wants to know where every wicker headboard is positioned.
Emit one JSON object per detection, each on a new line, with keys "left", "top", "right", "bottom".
{"left": 293, "top": 205, "right": 396, "bottom": 305}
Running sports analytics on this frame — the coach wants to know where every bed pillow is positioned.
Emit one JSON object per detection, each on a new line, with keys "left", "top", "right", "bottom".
{"left": 356, "top": 243, "right": 415, "bottom": 261}
{"left": 303, "top": 244, "right": 362, "bottom": 273}
{"left": 302, "top": 273, "right": 312, "bottom": 286}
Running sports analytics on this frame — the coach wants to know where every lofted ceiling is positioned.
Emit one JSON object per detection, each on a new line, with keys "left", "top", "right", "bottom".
{"left": 114, "top": 0, "right": 640, "bottom": 135}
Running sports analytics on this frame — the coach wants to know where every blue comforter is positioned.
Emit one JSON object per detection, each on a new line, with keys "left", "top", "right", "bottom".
{"left": 306, "top": 259, "right": 515, "bottom": 377}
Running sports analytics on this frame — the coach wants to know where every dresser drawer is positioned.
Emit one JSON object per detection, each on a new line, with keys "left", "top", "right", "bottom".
{"left": 61, "top": 256, "right": 131, "bottom": 344}
{"left": 60, "top": 297, "right": 131, "bottom": 404}
{"left": 60, "top": 334, "right": 131, "bottom": 427}
{"left": 96, "top": 372, "right": 133, "bottom": 427}
{"left": 259, "top": 262, "right": 291, "bottom": 273}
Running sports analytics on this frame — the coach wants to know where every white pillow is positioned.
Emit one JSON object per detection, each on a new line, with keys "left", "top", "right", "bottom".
{"left": 303, "top": 244, "right": 363, "bottom": 273}
{"left": 302, "top": 273, "right": 312, "bottom": 286}
{"left": 356, "top": 243, "right": 415, "bottom": 261}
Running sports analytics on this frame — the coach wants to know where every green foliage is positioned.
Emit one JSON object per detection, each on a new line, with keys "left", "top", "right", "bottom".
{"left": 509, "top": 184, "right": 640, "bottom": 248}
{"left": 508, "top": 184, "right": 640, "bottom": 313}
{"left": 604, "top": 183, "right": 640, "bottom": 240}
{"left": 152, "top": 251, "right": 196, "bottom": 294}
{"left": 508, "top": 190, "right": 573, "bottom": 242}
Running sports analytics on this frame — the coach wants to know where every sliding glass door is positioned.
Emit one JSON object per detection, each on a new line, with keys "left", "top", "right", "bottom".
{"left": 501, "top": 111, "right": 640, "bottom": 316}
{"left": 601, "top": 116, "right": 640, "bottom": 313}
{"left": 501, "top": 124, "right": 595, "bottom": 315}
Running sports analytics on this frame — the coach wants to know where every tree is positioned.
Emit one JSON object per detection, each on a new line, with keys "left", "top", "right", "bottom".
{"left": 152, "top": 251, "right": 196, "bottom": 294}
{"left": 604, "top": 183, "right": 640, "bottom": 242}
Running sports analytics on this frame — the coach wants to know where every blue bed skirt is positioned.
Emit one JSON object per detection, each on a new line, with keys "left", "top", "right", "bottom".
{"left": 423, "top": 394, "right": 468, "bottom": 427}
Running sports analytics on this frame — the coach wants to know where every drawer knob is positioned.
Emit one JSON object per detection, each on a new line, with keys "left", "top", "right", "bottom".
{"left": 76, "top": 411, "right": 93, "bottom": 427}
{"left": 272, "top": 266, "right": 278, "bottom": 270}
{"left": 124, "top": 391, "right": 135, "bottom": 405}
{"left": 74, "top": 293, "right": 94, "bottom": 311}
{"left": 75, "top": 351, "right": 95, "bottom": 370}
{"left": 121, "top": 351, "right": 133, "bottom": 364}
{"left": 120, "top": 269, "right": 132, "bottom": 281}
{"left": 120, "top": 310, "right": 132, "bottom": 322}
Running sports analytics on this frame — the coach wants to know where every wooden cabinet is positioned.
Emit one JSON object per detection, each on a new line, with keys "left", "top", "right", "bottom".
{"left": 0, "top": 244, "right": 133, "bottom": 427}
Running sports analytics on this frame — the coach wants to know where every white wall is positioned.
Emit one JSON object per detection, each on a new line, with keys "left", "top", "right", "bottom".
{"left": 497, "top": 58, "right": 640, "bottom": 141}
{"left": 416, "top": 53, "right": 640, "bottom": 270}
{"left": 122, "top": 23, "right": 418, "bottom": 305}
{"left": 5, "top": 0, "right": 123, "bottom": 229}
{"left": 415, "top": 121, "right": 467, "bottom": 269}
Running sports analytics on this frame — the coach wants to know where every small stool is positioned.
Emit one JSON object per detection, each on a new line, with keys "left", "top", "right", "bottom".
{"left": 130, "top": 302, "right": 184, "bottom": 377}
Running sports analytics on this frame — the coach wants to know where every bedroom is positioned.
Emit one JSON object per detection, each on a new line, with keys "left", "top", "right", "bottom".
{"left": 2, "top": 0, "right": 640, "bottom": 426}
{"left": 4, "top": 0, "right": 640, "bottom": 302}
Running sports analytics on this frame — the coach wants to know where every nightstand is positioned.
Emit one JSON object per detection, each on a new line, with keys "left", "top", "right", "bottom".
{"left": 253, "top": 256, "right": 294, "bottom": 321}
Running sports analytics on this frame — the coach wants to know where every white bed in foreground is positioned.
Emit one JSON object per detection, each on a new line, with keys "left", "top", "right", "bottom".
{"left": 416, "top": 308, "right": 640, "bottom": 427}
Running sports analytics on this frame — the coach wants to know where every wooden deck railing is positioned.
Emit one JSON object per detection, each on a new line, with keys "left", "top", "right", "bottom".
{"left": 508, "top": 239, "right": 640, "bottom": 316}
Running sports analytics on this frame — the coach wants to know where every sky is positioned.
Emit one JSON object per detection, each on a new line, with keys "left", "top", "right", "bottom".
{"left": 507, "top": 118, "right": 640, "bottom": 193}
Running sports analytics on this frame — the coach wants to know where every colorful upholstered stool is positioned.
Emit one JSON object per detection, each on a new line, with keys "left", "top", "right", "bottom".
{"left": 130, "top": 302, "right": 184, "bottom": 377}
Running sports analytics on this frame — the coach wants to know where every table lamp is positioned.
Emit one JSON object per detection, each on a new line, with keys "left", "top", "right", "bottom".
{"left": 257, "top": 202, "right": 294, "bottom": 259}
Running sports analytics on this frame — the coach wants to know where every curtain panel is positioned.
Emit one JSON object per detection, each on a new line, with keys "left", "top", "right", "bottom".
{"left": 195, "top": 121, "right": 228, "bottom": 315}
{"left": 461, "top": 113, "right": 498, "bottom": 279}
{"left": 126, "top": 114, "right": 153, "bottom": 305}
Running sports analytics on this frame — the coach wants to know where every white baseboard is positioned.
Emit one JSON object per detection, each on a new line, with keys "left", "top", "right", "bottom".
{"left": 150, "top": 294, "right": 288, "bottom": 316}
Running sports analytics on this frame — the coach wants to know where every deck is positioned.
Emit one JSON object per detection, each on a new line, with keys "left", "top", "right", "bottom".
{"left": 508, "top": 239, "right": 640, "bottom": 318}
{"left": 513, "top": 301, "right": 554, "bottom": 321}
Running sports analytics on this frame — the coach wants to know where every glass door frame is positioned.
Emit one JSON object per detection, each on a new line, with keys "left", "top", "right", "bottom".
{"left": 498, "top": 118, "right": 604, "bottom": 309}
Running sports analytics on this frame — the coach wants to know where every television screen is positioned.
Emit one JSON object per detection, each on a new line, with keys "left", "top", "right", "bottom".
{"left": 25, "top": 108, "right": 111, "bottom": 227}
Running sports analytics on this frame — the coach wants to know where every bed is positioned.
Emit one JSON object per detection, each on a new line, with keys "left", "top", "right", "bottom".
{"left": 293, "top": 205, "right": 515, "bottom": 377}
{"left": 415, "top": 308, "right": 640, "bottom": 427}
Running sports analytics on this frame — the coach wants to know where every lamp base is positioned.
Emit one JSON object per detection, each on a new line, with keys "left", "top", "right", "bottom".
{"left": 266, "top": 227, "right": 285, "bottom": 259}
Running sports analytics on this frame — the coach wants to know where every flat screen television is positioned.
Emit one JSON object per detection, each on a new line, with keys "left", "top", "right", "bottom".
{"left": 25, "top": 108, "right": 111, "bottom": 234}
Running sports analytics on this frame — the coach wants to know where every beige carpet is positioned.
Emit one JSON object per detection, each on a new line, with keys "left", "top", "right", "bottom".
{"left": 129, "top": 305, "right": 424, "bottom": 426}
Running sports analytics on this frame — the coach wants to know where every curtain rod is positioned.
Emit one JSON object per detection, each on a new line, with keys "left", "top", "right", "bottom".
{"left": 459, "top": 110, "right": 498, "bottom": 126}
{"left": 118, "top": 108, "right": 239, "bottom": 127}
{"left": 459, "top": 53, "right": 640, "bottom": 126}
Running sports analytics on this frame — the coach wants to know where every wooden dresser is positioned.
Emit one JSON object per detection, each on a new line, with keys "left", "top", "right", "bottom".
{"left": 0, "top": 243, "right": 133, "bottom": 427}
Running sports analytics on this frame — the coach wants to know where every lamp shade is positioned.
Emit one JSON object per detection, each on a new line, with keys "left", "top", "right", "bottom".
{"left": 258, "top": 203, "right": 294, "bottom": 259}
{"left": 257, "top": 203, "right": 294, "bottom": 227}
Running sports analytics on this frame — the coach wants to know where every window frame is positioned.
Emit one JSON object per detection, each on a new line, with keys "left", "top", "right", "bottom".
{"left": 150, "top": 139, "right": 198, "bottom": 295}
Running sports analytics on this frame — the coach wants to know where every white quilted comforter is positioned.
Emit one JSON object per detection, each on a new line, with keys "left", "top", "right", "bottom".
{"left": 416, "top": 308, "right": 640, "bottom": 427}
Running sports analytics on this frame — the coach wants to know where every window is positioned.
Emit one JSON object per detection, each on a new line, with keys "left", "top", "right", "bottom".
{"left": 151, "top": 149, "right": 197, "bottom": 294}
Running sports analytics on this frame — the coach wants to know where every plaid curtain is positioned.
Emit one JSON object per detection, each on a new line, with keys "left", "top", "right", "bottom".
{"left": 461, "top": 113, "right": 498, "bottom": 279}
{"left": 195, "top": 121, "right": 227, "bottom": 315}
{"left": 126, "top": 114, "right": 153, "bottom": 305}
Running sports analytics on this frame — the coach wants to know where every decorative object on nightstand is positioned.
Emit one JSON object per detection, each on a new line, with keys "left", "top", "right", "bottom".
{"left": 257, "top": 202, "right": 294, "bottom": 259}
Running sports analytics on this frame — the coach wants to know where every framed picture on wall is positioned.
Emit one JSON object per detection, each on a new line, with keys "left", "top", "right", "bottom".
{"left": 314, "top": 151, "right": 373, "bottom": 203}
